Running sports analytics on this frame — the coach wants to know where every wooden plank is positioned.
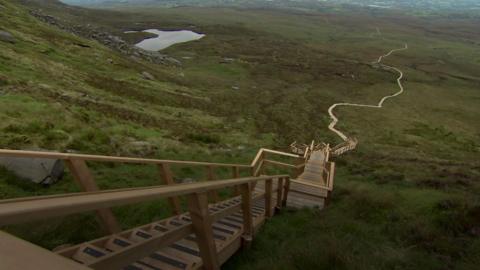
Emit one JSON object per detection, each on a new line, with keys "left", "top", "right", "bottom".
{"left": 264, "top": 179, "right": 273, "bottom": 218}
{"left": 240, "top": 183, "right": 254, "bottom": 247}
{"left": 66, "top": 159, "right": 121, "bottom": 234}
{"left": 253, "top": 159, "right": 264, "bottom": 177}
{"left": 187, "top": 192, "right": 220, "bottom": 270}
{"left": 325, "top": 162, "right": 336, "bottom": 205}
{"left": 211, "top": 193, "right": 263, "bottom": 223}
{"left": 87, "top": 225, "right": 193, "bottom": 270}
{"left": 262, "top": 149, "right": 301, "bottom": 158}
{"left": 0, "top": 175, "right": 288, "bottom": 226}
{"left": 206, "top": 166, "right": 220, "bottom": 203}
{"left": 158, "top": 164, "right": 182, "bottom": 215}
{"left": 263, "top": 159, "right": 297, "bottom": 169}
{"left": 232, "top": 167, "right": 240, "bottom": 178}
{"left": 293, "top": 158, "right": 306, "bottom": 178}
{"left": 276, "top": 178, "right": 284, "bottom": 210}
{"left": 282, "top": 177, "right": 290, "bottom": 207}
{"left": 289, "top": 181, "right": 329, "bottom": 197}
{"left": 0, "top": 231, "right": 90, "bottom": 270}
{"left": 232, "top": 166, "right": 241, "bottom": 196}
{"left": 250, "top": 149, "right": 265, "bottom": 167}
{"left": 252, "top": 151, "right": 265, "bottom": 177}
{"left": 218, "top": 237, "right": 242, "bottom": 265}
{"left": 327, "top": 162, "right": 336, "bottom": 190}
{"left": 0, "top": 149, "right": 251, "bottom": 168}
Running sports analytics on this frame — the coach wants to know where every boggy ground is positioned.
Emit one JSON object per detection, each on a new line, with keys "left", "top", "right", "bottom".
{"left": 1, "top": 1, "right": 479, "bottom": 269}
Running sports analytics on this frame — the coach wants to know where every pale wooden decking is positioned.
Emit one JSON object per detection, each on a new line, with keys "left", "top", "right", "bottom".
{"left": 297, "top": 150, "right": 326, "bottom": 184}
{"left": 56, "top": 194, "right": 275, "bottom": 270}
{"left": 283, "top": 150, "right": 329, "bottom": 209}
{"left": 0, "top": 147, "right": 334, "bottom": 270}
{"left": 255, "top": 180, "right": 327, "bottom": 209}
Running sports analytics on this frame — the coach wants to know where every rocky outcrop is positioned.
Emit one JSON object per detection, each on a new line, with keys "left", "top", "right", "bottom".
{"left": 29, "top": 10, "right": 180, "bottom": 66}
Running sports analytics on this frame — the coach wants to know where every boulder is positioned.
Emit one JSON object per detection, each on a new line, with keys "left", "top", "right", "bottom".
{"left": 141, "top": 71, "right": 155, "bottom": 80}
{"left": 0, "top": 30, "right": 15, "bottom": 43}
{"left": 0, "top": 157, "right": 64, "bottom": 185}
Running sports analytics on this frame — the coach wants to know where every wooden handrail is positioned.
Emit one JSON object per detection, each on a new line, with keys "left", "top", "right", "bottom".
{"left": 250, "top": 148, "right": 301, "bottom": 167}
{"left": 0, "top": 149, "right": 253, "bottom": 229}
{"left": 0, "top": 149, "right": 251, "bottom": 168}
{"left": 0, "top": 231, "right": 91, "bottom": 270}
{"left": 263, "top": 159, "right": 297, "bottom": 169}
{"left": 262, "top": 148, "right": 301, "bottom": 159}
{"left": 0, "top": 175, "right": 288, "bottom": 226}
{"left": 250, "top": 148, "right": 266, "bottom": 167}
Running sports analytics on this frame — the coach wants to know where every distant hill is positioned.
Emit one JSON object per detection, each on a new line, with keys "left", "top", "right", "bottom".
{"left": 59, "top": 0, "right": 480, "bottom": 12}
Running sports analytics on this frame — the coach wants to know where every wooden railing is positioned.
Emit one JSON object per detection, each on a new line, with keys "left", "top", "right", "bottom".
{"left": 0, "top": 145, "right": 335, "bottom": 269}
{"left": 330, "top": 137, "right": 358, "bottom": 156}
{"left": 0, "top": 149, "right": 252, "bottom": 234}
{"left": 0, "top": 174, "right": 289, "bottom": 270}
{"left": 250, "top": 148, "right": 306, "bottom": 178}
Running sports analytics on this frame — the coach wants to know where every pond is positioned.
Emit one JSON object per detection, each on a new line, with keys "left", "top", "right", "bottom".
{"left": 126, "top": 29, "right": 205, "bottom": 51}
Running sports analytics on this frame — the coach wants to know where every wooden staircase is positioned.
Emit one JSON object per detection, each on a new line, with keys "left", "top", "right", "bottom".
{"left": 0, "top": 146, "right": 335, "bottom": 270}
{"left": 57, "top": 195, "right": 274, "bottom": 270}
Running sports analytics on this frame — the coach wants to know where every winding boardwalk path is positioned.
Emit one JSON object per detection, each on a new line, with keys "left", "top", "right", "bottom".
{"left": 328, "top": 43, "right": 409, "bottom": 141}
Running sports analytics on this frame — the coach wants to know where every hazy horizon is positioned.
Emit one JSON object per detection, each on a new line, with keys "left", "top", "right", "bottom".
{"left": 59, "top": 0, "right": 480, "bottom": 12}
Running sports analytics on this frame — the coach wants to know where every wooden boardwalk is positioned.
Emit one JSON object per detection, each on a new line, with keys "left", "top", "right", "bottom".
{"left": 0, "top": 146, "right": 335, "bottom": 270}
{"left": 57, "top": 195, "right": 275, "bottom": 270}
{"left": 252, "top": 146, "right": 334, "bottom": 210}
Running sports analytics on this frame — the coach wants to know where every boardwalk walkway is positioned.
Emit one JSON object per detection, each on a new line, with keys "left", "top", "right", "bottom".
{"left": 0, "top": 147, "right": 333, "bottom": 270}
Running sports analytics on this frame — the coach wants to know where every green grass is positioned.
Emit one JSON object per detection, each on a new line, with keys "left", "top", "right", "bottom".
{"left": 1, "top": 0, "right": 480, "bottom": 268}
{"left": 225, "top": 171, "right": 480, "bottom": 270}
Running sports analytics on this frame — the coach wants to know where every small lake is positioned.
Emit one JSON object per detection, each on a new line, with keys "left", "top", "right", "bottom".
{"left": 127, "top": 29, "right": 205, "bottom": 51}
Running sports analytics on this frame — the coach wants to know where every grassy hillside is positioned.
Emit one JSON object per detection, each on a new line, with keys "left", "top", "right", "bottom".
{"left": 1, "top": 0, "right": 480, "bottom": 269}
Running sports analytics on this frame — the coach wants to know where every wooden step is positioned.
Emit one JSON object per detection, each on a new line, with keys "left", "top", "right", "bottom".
{"left": 57, "top": 194, "right": 270, "bottom": 270}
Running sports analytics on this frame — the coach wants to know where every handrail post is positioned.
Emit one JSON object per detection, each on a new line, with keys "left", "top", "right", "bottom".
{"left": 232, "top": 166, "right": 241, "bottom": 196}
{"left": 158, "top": 163, "right": 182, "bottom": 215}
{"left": 276, "top": 177, "right": 284, "bottom": 211}
{"left": 252, "top": 152, "right": 265, "bottom": 177}
{"left": 240, "top": 183, "right": 254, "bottom": 248}
{"left": 206, "top": 166, "right": 220, "bottom": 202}
{"left": 260, "top": 152, "right": 266, "bottom": 176}
{"left": 66, "top": 158, "right": 121, "bottom": 234}
{"left": 282, "top": 177, "right": 290, "bottom": 207}
{"left": 325, "top": 162, "right": 335, "bottom": 206}
{"left": 294, "top": 158, "right": 305, "bottom": 178}
{"left": 187, "top": 192, "right": 220, "bottom": 270}
{"left": 265, "top": 179, "right": 273, "bottom": 218}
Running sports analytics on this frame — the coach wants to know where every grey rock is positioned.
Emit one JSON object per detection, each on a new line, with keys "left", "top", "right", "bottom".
{"left": 0, "top": 156, "right": 64, "bottom": 185}
{"left": 0, "top": 30, "right": 15, "bottom": 43}
{"left": 141, "top": 71, "right": 155, "bottom": 80}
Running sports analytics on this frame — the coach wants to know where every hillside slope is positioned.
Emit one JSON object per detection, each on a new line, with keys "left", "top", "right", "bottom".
{"left": 1, "top": 1, "right": 480, "bottom": 269}
{"left": 1, "top": 0, "right": 264, "bottom": 158}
